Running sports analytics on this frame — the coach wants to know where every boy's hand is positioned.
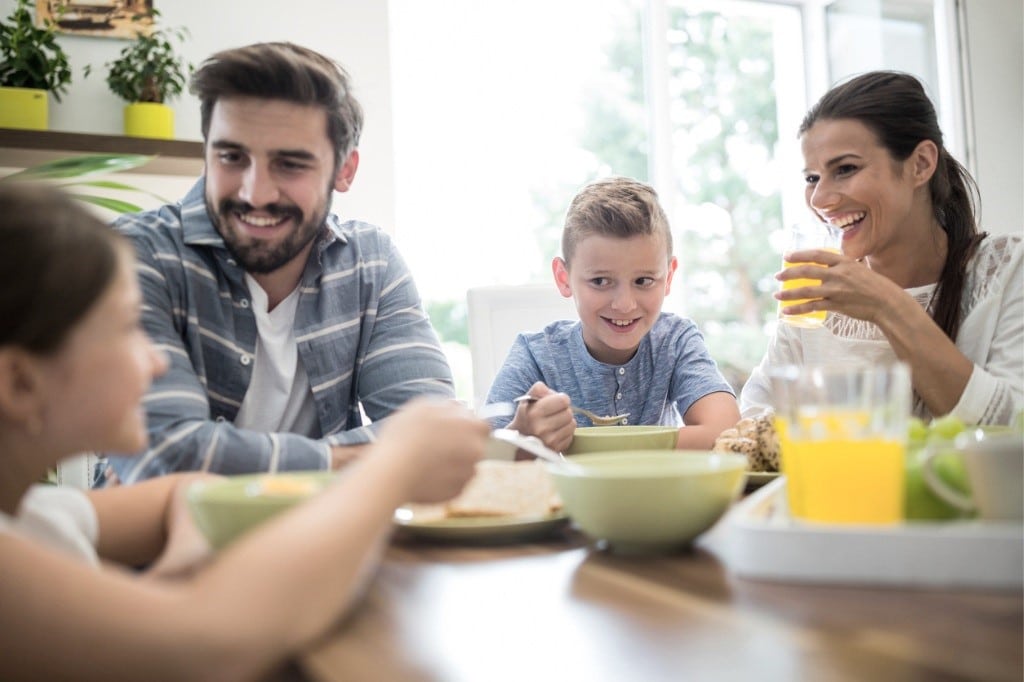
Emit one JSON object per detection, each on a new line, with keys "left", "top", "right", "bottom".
{"left": 509, "top": 382, "right": 575, "bottom": 454}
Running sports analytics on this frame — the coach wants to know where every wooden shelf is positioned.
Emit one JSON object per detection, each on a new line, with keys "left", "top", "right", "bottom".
{"left": 0, "top": 128, "right": 204, "bottom": 176}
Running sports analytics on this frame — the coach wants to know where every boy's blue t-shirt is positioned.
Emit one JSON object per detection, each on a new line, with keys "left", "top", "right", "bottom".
{"left": 486, "top": 313, "right": 734, "bottom": 427}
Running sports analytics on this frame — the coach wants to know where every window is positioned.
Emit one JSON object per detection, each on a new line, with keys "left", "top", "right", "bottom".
{"left": 389, "top": 0, "right": 960, "bottom": 403}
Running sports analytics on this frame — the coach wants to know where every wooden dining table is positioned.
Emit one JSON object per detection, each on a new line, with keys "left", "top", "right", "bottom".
{"left": 293, "top": 518, "right": 1023, "bottom": 682}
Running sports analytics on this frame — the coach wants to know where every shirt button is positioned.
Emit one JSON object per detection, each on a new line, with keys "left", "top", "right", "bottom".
{"left": 239, "top": 298, "right": 250, "bottom": 309}
{"left": 618, "top": 368, "right": 625, "bottom": 375}
{"left": 616, "top": 392, "right": 622, "bottom": 400}
{"left": 240, "top": 354, "right": 252, "bottom": 366}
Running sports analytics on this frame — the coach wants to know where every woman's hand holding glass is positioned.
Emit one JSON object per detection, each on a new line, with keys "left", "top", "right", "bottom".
{"left": 776, "top": 248, "right": 911, "bottom": 326}
{"left": 777, "top": 224, "right": 841, "bottom": 327}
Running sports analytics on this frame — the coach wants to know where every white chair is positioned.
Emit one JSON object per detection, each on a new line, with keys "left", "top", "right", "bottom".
{"left": 466, "top": 283, "right": 578, "bottom": 409}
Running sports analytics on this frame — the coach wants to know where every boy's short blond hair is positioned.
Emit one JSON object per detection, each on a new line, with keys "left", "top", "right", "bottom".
{"left": 561, "top": 176, "right": 673, "bottom": 265}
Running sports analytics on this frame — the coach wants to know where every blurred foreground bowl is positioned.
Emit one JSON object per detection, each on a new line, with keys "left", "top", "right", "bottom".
{"left": 187, "top": 471, "right": 334, "bottom": 550}
{"left": 549, "top": 450, "right": 746, "bottom": 554}
{"left": 566, "top": 425, "right": 679, "bottom": 455}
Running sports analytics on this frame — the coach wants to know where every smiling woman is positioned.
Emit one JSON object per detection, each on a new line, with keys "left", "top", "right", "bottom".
{"left": 740, "top": 71, "right": 1023, "bottom": 427}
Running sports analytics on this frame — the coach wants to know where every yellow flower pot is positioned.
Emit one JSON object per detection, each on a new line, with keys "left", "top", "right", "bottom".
{"left": 0, "top": 86, "right": 48, "bottom": 130}
{"left": 123, "top": 102, "right": 174, "bottom": 139}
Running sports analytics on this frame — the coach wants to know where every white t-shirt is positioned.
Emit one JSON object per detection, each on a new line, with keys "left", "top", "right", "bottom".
{"left": 234, "top": 274, "right": 319, "bottom": 437}
{"left": 0, "top": 485, "right": 99, "bottom": 566}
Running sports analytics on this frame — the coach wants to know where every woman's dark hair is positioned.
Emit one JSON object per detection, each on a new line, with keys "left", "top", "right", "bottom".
{"left": 799, "top": 70, "right": 985, "bottom": 342}
{"left": 0, "top": 183, "right": 124, "bottom": 354}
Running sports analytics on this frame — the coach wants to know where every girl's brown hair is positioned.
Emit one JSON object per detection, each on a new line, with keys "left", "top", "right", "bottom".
{"left": 0, "top": 183, "right": 124, "bottom": 354}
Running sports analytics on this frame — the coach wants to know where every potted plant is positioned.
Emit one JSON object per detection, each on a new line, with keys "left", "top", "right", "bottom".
{"left": 0, "top": 153, "right": 166, "bottom": 213}
{"left": 0, "top": 0, "right": 72, "bottom": 130}
{"left": 90, "top": 11, "right": 192, "bottom": 139}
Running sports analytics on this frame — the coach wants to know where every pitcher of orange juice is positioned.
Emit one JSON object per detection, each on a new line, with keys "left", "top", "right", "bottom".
{"left": 779, "top": 223, "right": 841, "bottom": 327}
{"left": 770, "top": 363, "right": 911, "bottom": 524}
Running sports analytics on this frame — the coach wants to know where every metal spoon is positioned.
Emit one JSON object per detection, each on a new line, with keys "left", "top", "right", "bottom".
{"left": 512, "top": 393, "right": 630, "bottom": 427}
{"left": 490, "top": 429, "right": 584, "bottom": 472}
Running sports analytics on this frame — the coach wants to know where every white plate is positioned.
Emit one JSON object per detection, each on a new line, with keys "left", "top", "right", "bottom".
{"left": 393, "top": 508, "right": 569, "bottom": 543}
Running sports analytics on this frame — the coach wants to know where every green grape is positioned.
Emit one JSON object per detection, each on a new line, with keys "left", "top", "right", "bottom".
{"left": 907, "top": 417, "right": 928, "bottom": 443}
{"left": 929, "top": 414, "right": 966, "bottom": 441}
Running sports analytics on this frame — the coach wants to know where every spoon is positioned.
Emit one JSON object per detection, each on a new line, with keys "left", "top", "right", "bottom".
{"left": 490, "top": 429, "right": 584, "bottom": 472}
{"left": 513, "top": 394, "right": 630, "bottom": 427}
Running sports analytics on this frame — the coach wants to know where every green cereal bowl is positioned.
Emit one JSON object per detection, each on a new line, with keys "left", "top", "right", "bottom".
{"left": 549, "top": 450, "right": 747, "bottom": 554}
{"left": 565, "top": 425, "right": 679, "bottom": 455}
{"left": 187, "top": 471, "right": 335, "bottom": 550}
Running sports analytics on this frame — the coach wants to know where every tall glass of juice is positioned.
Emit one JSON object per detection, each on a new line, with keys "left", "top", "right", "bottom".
{"left": 769, "top": 363, "right": 911, "bottom": 524}
{"left": 779, "top": 223, "right": 841, "bottom": 327}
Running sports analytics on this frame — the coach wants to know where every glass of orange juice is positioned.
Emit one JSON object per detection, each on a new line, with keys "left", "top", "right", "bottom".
{"left": 779, "top": 223, "right": 842, "bottom": 327}
{"left": 770, "top": 363, "right": 911, "bottom": 524}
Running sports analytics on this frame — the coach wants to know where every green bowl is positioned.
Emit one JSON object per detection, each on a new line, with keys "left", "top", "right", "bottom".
{"left": 565, "top": 425, "right": 679, "bottom": 455}
{"left": 549, "top": 450, "right": 747, "bottom": 554}
{"left": 187, "top": 471, "right": 335, "bottom": 550}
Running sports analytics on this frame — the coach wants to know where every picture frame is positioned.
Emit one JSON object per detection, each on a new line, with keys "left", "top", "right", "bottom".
{"left": 36, "top": 0, "right": 154, "bottom": 39}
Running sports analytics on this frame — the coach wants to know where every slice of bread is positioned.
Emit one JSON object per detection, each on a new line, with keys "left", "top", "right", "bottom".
{"left": 446, "top": 460, "right": 561, "bottom": 518}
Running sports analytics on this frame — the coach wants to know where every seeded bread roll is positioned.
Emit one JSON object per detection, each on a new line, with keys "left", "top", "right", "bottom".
{"left": 713, "top": 413, "right": 780, "bottom": 472}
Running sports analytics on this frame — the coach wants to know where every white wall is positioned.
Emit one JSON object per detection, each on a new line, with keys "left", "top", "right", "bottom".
{"left": 0, "top": 0, "right": 396, "bottom": 230}
{"left": 963, "top": 0, "right": 1023, "bottom": 235}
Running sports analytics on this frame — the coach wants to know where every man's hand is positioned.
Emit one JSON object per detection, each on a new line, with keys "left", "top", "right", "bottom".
{"left": 330, "top": 444, "right": 369, "bottom": 470}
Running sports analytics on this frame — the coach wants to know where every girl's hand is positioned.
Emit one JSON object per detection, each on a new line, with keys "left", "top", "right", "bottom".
{"left": 376, "top": 399, "right": 489, "bottom": 504}
{"left": 146, "top": 475, "right": 215, "bottom": 579}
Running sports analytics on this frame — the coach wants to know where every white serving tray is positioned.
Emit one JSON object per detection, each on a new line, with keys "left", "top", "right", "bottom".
{"left": 705, "top": 477, "right": 1023, "bottom": 590}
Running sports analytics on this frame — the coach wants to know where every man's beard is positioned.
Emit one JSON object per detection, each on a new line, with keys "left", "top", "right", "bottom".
{"left": 207, "top": 197, "right": 330, "bottom": 274}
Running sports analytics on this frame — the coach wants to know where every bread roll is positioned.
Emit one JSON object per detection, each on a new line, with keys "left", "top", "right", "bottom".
{"left": 713, "top": 413, "right": 780, "bottom": 472}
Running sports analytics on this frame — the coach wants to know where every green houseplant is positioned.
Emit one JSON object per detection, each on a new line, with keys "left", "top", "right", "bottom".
{"left": 0, "top": 0, "right": 72, "bottom": 129}
{"left": 1, "top": 153, "right": 166, "bottom": 214}
{"left": 89, "top": 11, "right": 192, "bottom": 139}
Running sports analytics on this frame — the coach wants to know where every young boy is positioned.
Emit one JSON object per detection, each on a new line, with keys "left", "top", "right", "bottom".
{"left": 486, "top": 177, "right": 740, "bottom": 454}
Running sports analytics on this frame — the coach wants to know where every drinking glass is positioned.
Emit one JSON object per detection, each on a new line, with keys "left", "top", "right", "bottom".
{"left": 770, "top": 363, "right": 911, "bottom": 524}
{"left": 779, "top": 223, "right": 842, "bottom": 327}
